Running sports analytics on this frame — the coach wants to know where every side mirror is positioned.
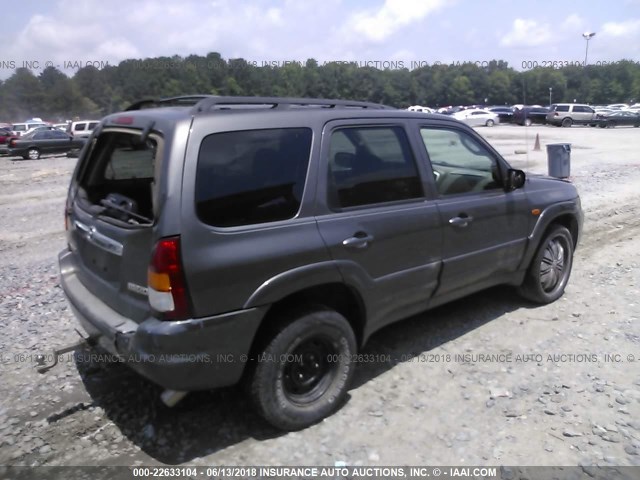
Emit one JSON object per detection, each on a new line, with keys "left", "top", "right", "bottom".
{"left": 505, "top": 168, "right": 526, "bottom": 191}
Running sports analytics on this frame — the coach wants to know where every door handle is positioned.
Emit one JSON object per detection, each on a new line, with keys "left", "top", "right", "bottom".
{"left": 342, "top": 232, "right": 374, "bottom": 249}
{"left": 449, "top": 215, "right": 473, "bottom": 228}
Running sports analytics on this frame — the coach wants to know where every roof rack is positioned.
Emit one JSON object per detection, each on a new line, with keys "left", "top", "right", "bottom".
{"left": 125, "top": 96, "right": 212, "bottom": 111}
{"left": 125, "top": 95, "right": 393, "bottom": 113}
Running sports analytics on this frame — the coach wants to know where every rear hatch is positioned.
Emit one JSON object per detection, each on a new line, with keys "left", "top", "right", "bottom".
{"left": 66, "top": 127, "right": 161, "bottom": 323}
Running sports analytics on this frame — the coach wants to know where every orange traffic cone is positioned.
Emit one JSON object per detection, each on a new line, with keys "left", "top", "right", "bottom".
{"left": 533, "top": 133, "right": 541, "bottom": 151}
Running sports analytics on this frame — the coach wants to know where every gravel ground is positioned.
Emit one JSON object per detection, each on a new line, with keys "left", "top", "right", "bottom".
{"left": 0, "top": 125, "right": 639, "bottom": 469}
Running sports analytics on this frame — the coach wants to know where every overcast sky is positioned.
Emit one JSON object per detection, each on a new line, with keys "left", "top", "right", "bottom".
{"left": 2, "top": 0, "right": 640, "bottom": 79}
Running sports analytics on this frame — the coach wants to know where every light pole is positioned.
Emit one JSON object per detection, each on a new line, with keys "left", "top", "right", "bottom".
{"left": 583, "top": 32, "right": 596, "bottom": 66}
{"left": 549, "top": 87, "right": 552, "bottom": 106}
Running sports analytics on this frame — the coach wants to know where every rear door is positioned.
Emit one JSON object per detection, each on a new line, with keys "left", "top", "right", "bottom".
{"left": 315, "top": 121, "right": 442, "bottom": 333}
{"left": 68, "top": 128, "right": 160, "bottom": 322}
{"left": 417, "top": 125, "right": 530, "bottom": 299}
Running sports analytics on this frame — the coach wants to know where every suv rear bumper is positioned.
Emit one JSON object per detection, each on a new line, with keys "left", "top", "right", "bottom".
{"left": 59, "top": 248, "right": 264, "bottom": 391}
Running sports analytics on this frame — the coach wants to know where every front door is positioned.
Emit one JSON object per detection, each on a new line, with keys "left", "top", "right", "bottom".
{"left": 417, "top": 125, "right": 530, "bottom": 299}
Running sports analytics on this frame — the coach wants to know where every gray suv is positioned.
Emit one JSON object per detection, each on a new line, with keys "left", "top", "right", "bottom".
{"left": 59, "top": 95, "right": 583, "bottom": 430}
{"left": 546, "top": 103, "right": 597, "bottom": 127}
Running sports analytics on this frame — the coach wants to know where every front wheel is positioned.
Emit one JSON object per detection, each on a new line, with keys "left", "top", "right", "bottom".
{"left": 486, "top": 119, "right": 495, "bottom": 127}
{"left": 524, "top": 118, "right": 532, "bottom": 127}
{"left": 250, "top": 307, "right": 357, "bottom": 430}
{"left": 518, "top": 225, "right": 574, "bottom": 304}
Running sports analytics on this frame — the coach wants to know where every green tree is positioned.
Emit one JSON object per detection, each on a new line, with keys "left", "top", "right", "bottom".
{"left": 448, "top": 75, "right": 475, "bottom": 105}
{"left": 1, "top": 68, "right": 45, "bottom": 119}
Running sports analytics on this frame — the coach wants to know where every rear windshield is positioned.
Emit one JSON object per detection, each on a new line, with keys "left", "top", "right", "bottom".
{"left": 195, "top": 128, "right": 312, "bottom": 227}
{"left": 78, "top": 130, "right": 158, "bottom": 221}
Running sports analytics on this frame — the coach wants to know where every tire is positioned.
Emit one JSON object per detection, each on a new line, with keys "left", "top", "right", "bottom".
{"left": 250, "top": 307, "right": 357, "bottom": 430}
{"left": 486, "top": 119, "right": 495, "bottom": 127}
{"left": 518, "top": 225, "right": 574, "bottom": 304}
{"left": 27, "top": 148, "right": 40, "bottom": 160}
{"left": 524, "top": 118, "right": 532, "bottom": 127}
{"left": 608, "top": 121, "right": 617, "bottom": 128}
{"left": 561, "top": 118, "right": 572, "bottom": 128}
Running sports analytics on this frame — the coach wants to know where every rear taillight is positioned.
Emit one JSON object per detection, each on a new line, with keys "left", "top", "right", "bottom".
{"left": 9, "top": 139, "right": 16, "bottom": 147}
{"left": 148, "top": 236, "right": 191, "bottom": 320}
{"left": 554, "top": 112, "right": 559, "bottom": 116}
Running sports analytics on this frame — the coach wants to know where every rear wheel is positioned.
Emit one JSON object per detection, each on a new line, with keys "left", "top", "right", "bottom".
{"left": 250, "top": 307, "right": 357, "bottom": 430}
{"left": 561, "top": 118, "right": 572, "bottom": 128}
{"left": 27, "top": 148, "right": 40, "bottom": 160}
{"left": 608, "top": 121, "right": 617, "bottom": 128}
{"left": 486, "top": 119, "right": 495, "bottom": 127}
{"left": 524, "top": 118, "right": 532, "bottom": 127}
{"left": 518, "top": 225, "right": 574, "bottom": 304}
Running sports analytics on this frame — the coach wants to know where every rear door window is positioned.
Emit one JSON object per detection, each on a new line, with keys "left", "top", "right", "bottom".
{"left": 195, "top": 128, "right": 312, "bottom": 227}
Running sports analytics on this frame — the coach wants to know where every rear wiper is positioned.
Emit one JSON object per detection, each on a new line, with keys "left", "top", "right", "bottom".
{"left": 99, "top": 198, "right": 153, "bottom": 224}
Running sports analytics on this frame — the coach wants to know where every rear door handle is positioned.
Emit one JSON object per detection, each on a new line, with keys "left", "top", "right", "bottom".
{"left": 342, "top": 232, "right": 374, "bottom": 249}
{"left": 449, "top": 215, "right": 473, "bottom": 228}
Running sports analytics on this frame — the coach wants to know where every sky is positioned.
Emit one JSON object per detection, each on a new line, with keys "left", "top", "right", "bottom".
{"left": 2, "top": 0, "right": 640, "bottom": 79}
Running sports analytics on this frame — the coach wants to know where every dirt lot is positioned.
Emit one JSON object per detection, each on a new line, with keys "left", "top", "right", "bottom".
{"left": 0, "top": 124, "right": 639, "bottom": 470}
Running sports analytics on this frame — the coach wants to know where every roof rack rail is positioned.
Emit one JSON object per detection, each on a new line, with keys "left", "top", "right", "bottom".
{"left": 125, "top": 95, "right": 393, "bottom": 112}
{"left": 191, "top": 96, "right": 392, "bottom": 112}
{"left": 125, "top": 95, "right": 213, "bottom": 111}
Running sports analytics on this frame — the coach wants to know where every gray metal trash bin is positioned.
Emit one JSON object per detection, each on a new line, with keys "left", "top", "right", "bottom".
{"left": 546, "top": 143, "right": 571, "bottom": 178}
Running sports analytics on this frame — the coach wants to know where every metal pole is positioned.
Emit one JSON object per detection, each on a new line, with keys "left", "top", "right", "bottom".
{"left": 584, "top": 38, "right": 589, "bottom": 66}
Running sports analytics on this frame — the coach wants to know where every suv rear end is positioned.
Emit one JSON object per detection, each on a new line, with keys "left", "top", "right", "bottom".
{"left": 59, "top": 110, "right": 231, "bottom": 388}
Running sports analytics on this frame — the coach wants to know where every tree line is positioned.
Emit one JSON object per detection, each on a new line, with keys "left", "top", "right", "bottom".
{"left": 1, "top": 52, "right": 639, "bottom": 121}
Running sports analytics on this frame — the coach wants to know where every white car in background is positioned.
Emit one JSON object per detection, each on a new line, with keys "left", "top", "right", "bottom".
{"left": 453, "top": 108, "right": 499, "bottom": 127}
{"left": 407, "top": 105, "right": 434, "bottom": 113}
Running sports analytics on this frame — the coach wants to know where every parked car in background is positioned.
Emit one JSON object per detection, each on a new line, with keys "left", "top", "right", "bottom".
{"left": 512, "top": 106, "right": 549, "bottom": 126}
{"left": 67, "top": 120, "right": 100, "bottom": 138}
{"left": 453, "top": 108, "right": 498, "bottom": 127}
{"left": 4, "top": 129, "right": 86, "bottom": 160}
{"left": 440, "top": 106, "right": 468, "bottom": 115}
{"left": 0, "top": 127, "right": 14, "bottom": 144}
{"left": 594, "top": 108, "right": 615, "bottom": 116}
{"left": 407, "top": 105, "right": 435, "bottom": 113}
{"left": 23, "top": 125, "right": 59, "bottom": 136}
{"left": 546, "top": 104, "right": 597, "bottom": 127}
{"left": 488, "top": 106, "right": 514, "bottom": 123}
{"left": 596, "top": 110, "right": 640, "bottom": 128}
{"left": 0, "top": 127, "right": 16, "bottom": 154}
{"left": 11, "top": 121, "right": 48, "bottom": 136}
{"left": 54, "top": 123, "right": 70, "bottom": 131}
{"left": 607, "top": 103, "right": 629, "bottom": 110}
